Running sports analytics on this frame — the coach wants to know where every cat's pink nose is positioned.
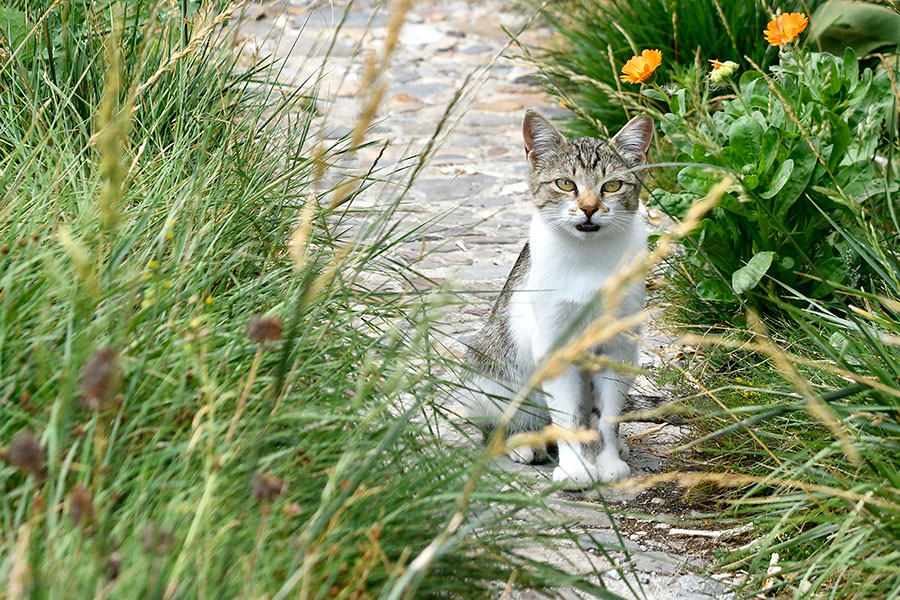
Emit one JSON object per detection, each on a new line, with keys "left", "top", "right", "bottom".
{"left": 581, "top": 206, "right": 597, "bottom": 218}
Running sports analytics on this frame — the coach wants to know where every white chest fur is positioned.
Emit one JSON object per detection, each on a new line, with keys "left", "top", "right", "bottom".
{"left": 526, "top": 214, "right": 647, "bottom": 307}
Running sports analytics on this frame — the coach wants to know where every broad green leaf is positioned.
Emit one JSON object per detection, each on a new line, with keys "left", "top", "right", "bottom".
{"left": 760, "top": 159, "right": 793, "bottom": 199}
{"left": 0, "top": 7, "right": 29, "bottom": 54}
{"left": 660, "top": 114, "right": 694, "bottom": 155}
{"left": 677, "top": 166, "right": 724, "bottom": 196}
{"left": 647, "top": 189, "right": 696, "bottom": 219}
{"left": 719, "top": 193, "right": 750, "bottom": 218}
{"left": 641, "top": 87, "right": 667, "bottom": 102}
{"left": 775, "top": 145, "right": 818, "bottom": 217}
{"left": 696, "top": 222, "right": 739, "bottom": 272}
{"left": 728, "top": 115, "right": 764, "bottom": 167}
{"left": 810, "top": 0, "right": 900, "bottom": 56}
{"left": 732, "top": 251, "right": 775, "bottom": 294}
{"left": 824, "top": 61, "right": 842, "bottom": 97}
{"left": 758, "top": 127, "right": 779, "bottom": 175}
{"left": 696, "top": 279, "right": 735, "bottom": 302}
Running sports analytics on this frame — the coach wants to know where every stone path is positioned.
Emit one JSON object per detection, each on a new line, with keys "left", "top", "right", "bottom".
{"left": 240, "top": 2, "right": 739, "bottom": 598}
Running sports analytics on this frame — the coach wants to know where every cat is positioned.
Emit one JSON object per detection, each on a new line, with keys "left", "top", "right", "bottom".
{"left": 462, "top": 109, "right": 652, "bottom": 489}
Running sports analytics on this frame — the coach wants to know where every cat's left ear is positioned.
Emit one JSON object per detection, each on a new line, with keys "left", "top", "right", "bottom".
{"left": 610, "top": 117, "right": 654, "bottom": 166}
{"left": 523, "top": 109, "right": 566, "bottom": 166}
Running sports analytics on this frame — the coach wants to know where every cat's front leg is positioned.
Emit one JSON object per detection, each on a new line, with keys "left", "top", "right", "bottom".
{"left": 592, "top": 368, "right": 632, "bottom": 483}
{"left": 541, "top": 368, "right": 599, "bottom": 488}
{"left": 532, "top": 326, "right": 598, "bottom": 489}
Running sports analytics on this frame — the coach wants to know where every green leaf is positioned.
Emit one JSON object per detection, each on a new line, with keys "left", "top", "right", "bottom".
{"left": 660, "top": 114, "right": 694, "bottom": 155}
{"left": 647, "top": 189, "right": 697, "bottom": 219}
{"left": 728, "top": 115, "right": 764, "bottom": 167}
{"left": 0, "top": 7, "right": 30, "bottom": 56}
{"left": 677, "top": 166, "right": 724, "bottom": 196}
{"left": 641, "top": 87, "right": 667, "bottom": 102}
{"left": 824, "top": 61, "right": 842, "bottom": 97}
{"left": 810, "top": 0, "right": 900, "bottom": 56}
{"left": 842, "top": 47, "right": 859, "bottom": 91}
{"left": 760, "top": 159, "right": 793, "bottom": 199}
{"left": 758, "top": 128, "right": 779, "bottom": 175}
{"left": 732, "top": 251, "right": 775, "bottom": 294}
{"left": 696, "top": 279, "right": 736, "bottom": 302}
{"left": 668, "top": 89, "right": 687, "bottom": 117}
{"left": 775, "top": 145, "right": 818, "bottom": 217}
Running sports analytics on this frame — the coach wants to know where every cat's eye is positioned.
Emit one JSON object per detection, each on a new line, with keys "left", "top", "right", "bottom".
{"left": 555, "top": 178, "right": 576, "bottom": 192}
{"left": 602, "top": 180, "right": 623, "bottom": 193}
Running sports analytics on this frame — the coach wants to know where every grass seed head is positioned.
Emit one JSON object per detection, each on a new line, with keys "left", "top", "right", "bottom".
{"left": 69, "top": 484, "right": 94, "bottom": 526}
{"left": 251, "top": 471, "right": 285, "bottom": 502}
{"left": 81, "top": 347, "right": 123, "bottom": 407}
{"left": 7, "top": 430, "right": 46, "bottom": 479}
{"left": 248, "top": 314, "right": 282, "bottom": 343}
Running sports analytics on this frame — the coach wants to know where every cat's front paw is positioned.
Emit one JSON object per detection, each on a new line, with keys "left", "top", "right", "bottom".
{"left": 508, "top": 446, "right": 536, "bottom": 464}
{"left": 595, "top": 451, "right": 631, "bottom": 483}
{"left": 552, "top": 461, "right": 600, "bottom": 490}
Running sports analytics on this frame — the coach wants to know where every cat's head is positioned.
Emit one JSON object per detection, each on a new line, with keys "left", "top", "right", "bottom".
{"left": 523, "top": 109, "right": 653, "bottom": 239}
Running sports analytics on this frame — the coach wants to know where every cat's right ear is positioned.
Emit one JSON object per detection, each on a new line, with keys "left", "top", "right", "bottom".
{"left": 523, "top": 109, "right": 565, "bottom": 166}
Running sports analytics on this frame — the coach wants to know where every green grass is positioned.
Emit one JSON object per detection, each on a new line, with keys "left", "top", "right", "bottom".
{"left": 526, "top": 0, "right": 824, "bottom": 136}
{"left": 525, "top": 0, "right": 900, "bottom": 595}
{"left": 0, "top": 2, "right": 630, "bottom": 598}
{"left": 653, "top": 225, "right": 900, "bottom": 597}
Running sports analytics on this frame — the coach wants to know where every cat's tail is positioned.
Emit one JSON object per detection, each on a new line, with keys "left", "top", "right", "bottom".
{"left": 620, "top": 393, "right": 684, "bottom": 424}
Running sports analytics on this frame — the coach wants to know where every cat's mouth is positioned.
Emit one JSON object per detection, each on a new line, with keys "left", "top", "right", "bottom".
{"left": 575, "top": 221, "right": 600, "bottom": 232}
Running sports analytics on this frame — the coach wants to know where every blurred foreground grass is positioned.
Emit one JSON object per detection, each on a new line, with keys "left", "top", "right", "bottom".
{"left": 0, "top": 2, "right": 621, "bottom": 597}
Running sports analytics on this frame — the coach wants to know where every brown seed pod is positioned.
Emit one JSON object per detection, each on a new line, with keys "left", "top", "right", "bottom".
{"left": 81, "top": 347, "right": 123, "bottom": 407}
{"left": 7, "top": 430, "right": 46, "bottom": 479}
{"left": 248, "top": 314, "right": 283, "bottom": 343}
{"left": 251, "top": 471, "right": 285, "bottom": 502}
{"left": 69, "top": 484, "right": 94, "bottom": 525}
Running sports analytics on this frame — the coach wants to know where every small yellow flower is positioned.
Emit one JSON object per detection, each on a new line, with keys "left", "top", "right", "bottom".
{"left": 620, "top": 49, "right": 662, "bottom": 84}
{"left": 189, "top": 317, "right": 202, "bottom": 329}
{"left": 163, "top": 280, "right": 173, "bottom": 289}
{"left": 764, "top": 12, "right": 808, "bottom": 47}
{"left": 148, "top": 260, "right": 158, "bottom": 269}
{"left": 205, "top": 295, "right": 214, "bottom": 305}
{"left": 165, "top": 231, "right": 174, "bottom": 240}
{"left": 141, "top": 299, "right": 154, "bottom": 309}
{"left": 141, "top": 272, "right": 151, "bottom": 281}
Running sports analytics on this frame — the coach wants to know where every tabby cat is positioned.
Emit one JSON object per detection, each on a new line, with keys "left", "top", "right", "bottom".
{"left": 463, "top": 110, "right": 653, "bottom": 489}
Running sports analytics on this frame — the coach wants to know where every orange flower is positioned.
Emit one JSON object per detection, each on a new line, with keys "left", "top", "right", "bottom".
{"left": 763, "top": 12, "right": 808, "bottom": 47}
{"left": 620, "top": 49, "right": 662, "bottom": 84}
{"left": 708, "top": 58, "right": 725, "bottom": 71}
